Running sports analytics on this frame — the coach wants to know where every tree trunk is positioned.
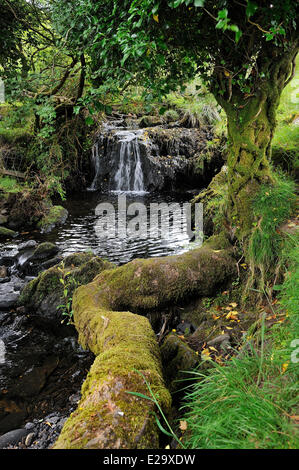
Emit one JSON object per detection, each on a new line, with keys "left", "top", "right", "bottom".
{"left": 214, "top": 50, "right": 298, "bottom": 240}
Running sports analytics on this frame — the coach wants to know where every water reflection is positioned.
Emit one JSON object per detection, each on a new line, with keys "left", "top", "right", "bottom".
{"left": 44, "top": 192, "right": 193, "bottom": 264}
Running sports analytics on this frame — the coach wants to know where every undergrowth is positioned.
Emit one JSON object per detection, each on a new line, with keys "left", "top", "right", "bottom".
{"left": 181, "top": 234, "right": 299, "bottom": 449}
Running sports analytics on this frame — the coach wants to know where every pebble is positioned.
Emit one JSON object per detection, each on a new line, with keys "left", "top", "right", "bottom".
{"left": 25, "top": 433, "right": 35, "bottom": 447}
{"left": 25, "top": 422, "right": 35, "bottom": 430}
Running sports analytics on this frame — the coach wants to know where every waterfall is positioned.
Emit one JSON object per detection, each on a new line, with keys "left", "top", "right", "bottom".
{"left": 87, "top": 141, "right": 101, "bottom": 191}
{"left": 113, "top": 131, "right": 145, "bottom": 193}
{"left": 88, "top": 126, "right": 147, "bottom": 193}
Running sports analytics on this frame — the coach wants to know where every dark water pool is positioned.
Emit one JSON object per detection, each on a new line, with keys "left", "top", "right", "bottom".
{"left": 31, "top": 191, "right": 194, "bottom": 265}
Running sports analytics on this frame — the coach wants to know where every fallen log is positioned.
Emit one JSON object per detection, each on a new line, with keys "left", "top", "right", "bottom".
{"left": 53, "top": 244, "right": 237, "bottom": 449}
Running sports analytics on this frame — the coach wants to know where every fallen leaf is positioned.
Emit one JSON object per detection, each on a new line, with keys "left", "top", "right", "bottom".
{"left": 282, "top": 363, "right": 289, "bottom": 373}
{"left": 179, "top": 420, "right": 188, "bottom": 431}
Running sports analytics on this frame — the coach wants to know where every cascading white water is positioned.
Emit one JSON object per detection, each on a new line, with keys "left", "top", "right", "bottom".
{"left": 113, "top": 131, "right": 145, "bottom": 193}
{"left": 88, "top": 125, "right": 147, "bottom": 193}
{"left": 87, "top": 141, "right": 100, "bottom": 191}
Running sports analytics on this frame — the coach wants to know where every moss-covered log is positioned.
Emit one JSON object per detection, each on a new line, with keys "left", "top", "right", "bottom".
{"left": 87, "top": 245, "right": 237, "bottom": 312}
{"left": 53, "top": 245, "right": 236, "bottom": 449}
{"left": 53, "top": 280, "right": 171, "bottom": 449}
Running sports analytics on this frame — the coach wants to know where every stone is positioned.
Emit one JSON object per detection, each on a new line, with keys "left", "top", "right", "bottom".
{"left": 0, "top": 266, "right": 8, "bottom": 279}
{"left": 0, "top": 428, "right": 30, "bottom": 449}
{"left": 25, "top": 422, "right": 35, "bottom": 430}
{"left": 17, "top": 252, "right": 114, "bottom": 326}
{"left": 31, "top": 242, "right": 59, "bottom": 261}
{"left": 25, "top": 432, "right": 35, "bottom": 447}
{"left": 207, "top": 333, "right": 230, "bottom": 347}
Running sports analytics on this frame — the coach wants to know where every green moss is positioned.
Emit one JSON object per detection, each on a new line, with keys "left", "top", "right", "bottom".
{"left": 0, "top": 127, "right": 32, "bottom": 145}
{"left": 0, "top": 226, "right": 17, "bottom": 238}
{"left": 18, "top": 253, "right": 115, "bottom": 315}
{"left": 203, "top": 233, "right": 232, "bottom": 251}
{"left": 90, "top": 246, "right": 236, "bottom": 314}
{"left": 32, "top": 242, "right": 59, "bottom": 260}
{"left": 53, "top": 245, "right": 237, "bottom": 449}
{"left": 0, "top": 177, "right": 23, "bottom": 194}
{"left": 37, "top": 205, "right": 68, "bottom": 233}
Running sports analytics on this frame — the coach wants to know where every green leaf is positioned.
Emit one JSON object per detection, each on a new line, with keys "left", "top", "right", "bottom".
{"left": 154, "top": 414, "right": 174, "bottom": 438}
{"left": 126, "top": 391, "right": 155, "bottom": 402}
{"left": 85, "top": 116, "right": 94, "bottom": 126}
{"left": 246, "top": 1, "right": 258, "bottom": 18}
{"left": 218, "top": 9, "right": 228, "bottom": 19}
{"left": 194, "top": 0, "right": 205, "bottom": 6}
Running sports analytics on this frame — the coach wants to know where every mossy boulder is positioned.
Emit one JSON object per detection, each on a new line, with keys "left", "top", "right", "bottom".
{"left": 18, "top": 252, "right": 115, "bottom": 326}
{"left": 0, "top": 226, "right": 18, "bottom": 239}
{"left": 53, "top": 280, "right": 171, "bottom": 449}
{"left": 139, "top": 115, "right": 164, "bottom": 128}
{"left": 31, "top": 242, "right": 59, "bottom": 261}
{"left": 37, "top": 205, "right": 68, "bottom": 233}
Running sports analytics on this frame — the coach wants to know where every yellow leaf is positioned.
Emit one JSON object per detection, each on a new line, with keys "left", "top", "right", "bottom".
{"left": 224, "top": 70, "right": 230, "bottom": 77}
{"left": 153, "top": 14, "right": 159, "bottom": 22}
{"left": 202, "top": 348, "right": 210, "bottom": 355}
{"left": 209, "top": 346, "right": 218, "bottom": 352}
{"left": 230, "top": 302, "right": 238, "bottom": 308}
{"left": 282, "top": 363, "right": 289, "bottom": 373}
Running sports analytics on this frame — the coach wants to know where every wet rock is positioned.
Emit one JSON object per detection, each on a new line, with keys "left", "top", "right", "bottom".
{"left": 31, "top": 242, "right": 59, "bottom": 261}
{"left": 0, "top": 288, "right": 19, "bottom": 309}
{"left": 0, "top": 226, "right": 18, "bottom": 240}
{"left": 139, "top": 115, "right": 164, "bottom": 128}
{"left": 0, "top": 428, "right": 30, "bottom": 448}
{"left": 25, "top": 422, "right": 35, "bottom": 430}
